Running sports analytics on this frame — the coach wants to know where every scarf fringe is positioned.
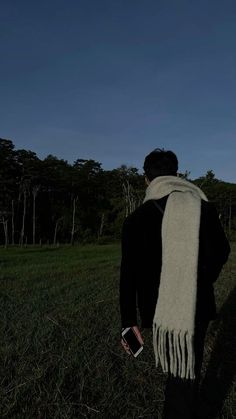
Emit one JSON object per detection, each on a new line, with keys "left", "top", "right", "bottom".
{"left": 153, "top": 323, "right": 195, "bottom": 380}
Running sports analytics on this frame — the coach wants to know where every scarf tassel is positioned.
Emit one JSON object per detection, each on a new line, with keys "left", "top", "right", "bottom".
{"left": 153, "top": 324, "right": 195, "bottom": 380}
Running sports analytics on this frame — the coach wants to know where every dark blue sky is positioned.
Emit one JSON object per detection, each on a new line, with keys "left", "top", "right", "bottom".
{"left": 1, "top": 0, "right": 235, "bottom": 181}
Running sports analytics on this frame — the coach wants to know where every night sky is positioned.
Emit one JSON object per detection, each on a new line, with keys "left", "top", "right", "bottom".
{"left": 1, "top": 0, "right": 235, "bottom": 181}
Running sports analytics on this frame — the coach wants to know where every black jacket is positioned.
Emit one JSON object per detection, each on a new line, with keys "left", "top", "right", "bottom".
{"left": 119, "top": 196, "right": 230, "bottom": 328}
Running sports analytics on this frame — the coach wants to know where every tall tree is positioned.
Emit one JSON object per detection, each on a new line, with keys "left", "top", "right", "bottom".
{"left": 70, "top": 195, "right": 78, "bottom": 245}
{"left": 32, "top": 185, "right": 40, "bottom": 245}
{"left": 19, "top": 178, "right": 30, "bottom": 246}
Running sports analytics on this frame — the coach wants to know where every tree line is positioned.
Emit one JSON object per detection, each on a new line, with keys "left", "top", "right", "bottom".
{"left": 0, "top": 138, "right": 235, "bottom": 247}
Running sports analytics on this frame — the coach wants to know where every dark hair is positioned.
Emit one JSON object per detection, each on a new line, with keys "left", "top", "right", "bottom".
{"left": 143, "top": 148, "right": 178, "bottom": 181}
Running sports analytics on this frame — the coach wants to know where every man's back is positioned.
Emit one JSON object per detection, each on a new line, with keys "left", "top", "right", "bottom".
{"left": 120, "top": 197, "right": 230, "bottom": 328}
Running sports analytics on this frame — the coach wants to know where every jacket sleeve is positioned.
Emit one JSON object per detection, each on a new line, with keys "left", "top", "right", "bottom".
{"left": 200, "top": 202, "right": 231, "bottom": 283}
{"left": 119, "top": 216, "right": 138, "bottom": 328}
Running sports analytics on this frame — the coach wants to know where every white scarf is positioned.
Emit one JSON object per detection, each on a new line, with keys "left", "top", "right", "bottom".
{"left": 143, "top": 176, "right": 208, "bottom": 379}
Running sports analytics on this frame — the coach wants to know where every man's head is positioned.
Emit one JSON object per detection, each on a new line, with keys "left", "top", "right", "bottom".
{"left": 143, "top": 148, "right": 178, "bottom": 183}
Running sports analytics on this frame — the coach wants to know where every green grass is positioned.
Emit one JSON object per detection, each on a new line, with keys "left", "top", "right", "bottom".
{"left": 0, "top": 243, "right": 235, "bottom": 418}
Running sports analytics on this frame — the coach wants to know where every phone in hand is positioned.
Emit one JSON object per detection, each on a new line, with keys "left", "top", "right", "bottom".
{"left": 121, "top": 327, "right": 143, "bottom": 357}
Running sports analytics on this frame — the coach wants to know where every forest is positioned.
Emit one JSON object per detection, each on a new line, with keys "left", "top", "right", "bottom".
{"left": 0, "top": 138, "right": 235, "bottom": 246}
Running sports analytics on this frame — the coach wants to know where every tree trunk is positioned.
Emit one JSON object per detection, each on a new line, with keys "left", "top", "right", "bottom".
{"left": 33, "top": 192, "right": 36, "bottom": 245}
{"left": 70, "top": 196, "right": 78, "bottom": 245}
{"left": 20, "top": 191, "right": 27, "bottom": 247}
{"left": 3, "top": 220, "right": 8, "bottom": 248}
{"left": 99, "top": 213, "right": 105, "bottom": 237}
{"left": 228, "top": 193, "right": 232, "bottom": 237}
{"left": 32, "top": 186, "right": 40, "bottom": 246}
{"left": 53, "top": 221, "right": 59, "bottom": 246}
{"left": 53, "top": 218, "right": 62, "bottom": 246}
{"left": 11, "top": 199, "right": 15, "bottom": 245}
{"left": 122, "top": 180, "right": 136, "bottom": 217}
{"left": 122, "top": 181, "right": 130, "bottom": 217}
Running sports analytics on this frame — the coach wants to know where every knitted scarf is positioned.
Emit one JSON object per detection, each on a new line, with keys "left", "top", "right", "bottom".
{"left": 143, "top": 176, "right": 208, "bottom": 379}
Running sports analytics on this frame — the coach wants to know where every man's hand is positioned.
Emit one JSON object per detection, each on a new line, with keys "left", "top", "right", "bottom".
{"left": 121, "top": 326, "right": 144, "bottom": 356}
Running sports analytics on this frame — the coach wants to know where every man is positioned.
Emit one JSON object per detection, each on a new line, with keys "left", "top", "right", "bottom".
{"left": 119, "top": 149, "right": 230, "bottom": 419}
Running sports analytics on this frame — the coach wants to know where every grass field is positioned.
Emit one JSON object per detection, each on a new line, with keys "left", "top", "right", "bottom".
{"left": 0, "top": 242, "right": 235, "bottom": 419}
